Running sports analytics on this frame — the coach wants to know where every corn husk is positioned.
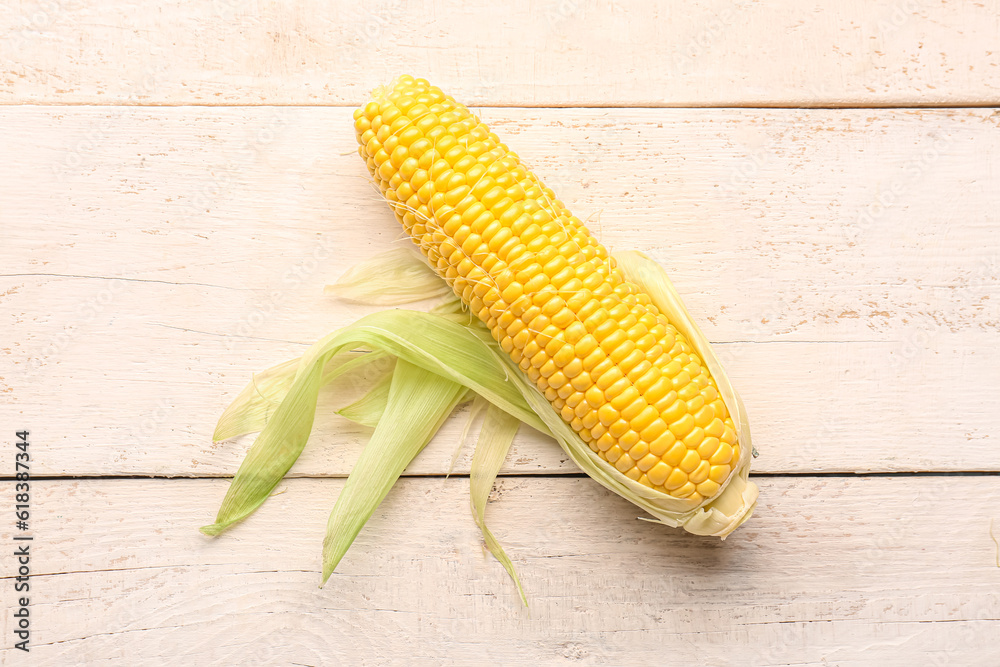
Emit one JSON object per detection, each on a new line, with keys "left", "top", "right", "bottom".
{"left": 321, "top": 359, "right": 468, "bottom": 583}
{"left": 323, "top": 245, "right": 450, "bottom": 305}
{"left": 201, "top": 307, "right": 543, "bottom": 537}
{"left": 469, "top": 403, "right": 526, "bottom": 605}
{"left": 203, "top": 246, "right": 757, "bottom": 601}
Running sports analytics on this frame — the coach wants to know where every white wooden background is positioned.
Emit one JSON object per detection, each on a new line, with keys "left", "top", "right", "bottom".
{"left": 2, "top": 1, "right": 999, "bottom": 665}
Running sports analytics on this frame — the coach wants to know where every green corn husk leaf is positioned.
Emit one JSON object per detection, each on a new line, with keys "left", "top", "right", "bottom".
{"left": 214, "top": 350, "right": 392, "bottom": 442}
{"left": 324, "top": 245, "right": 452, "bottom": 305}
{"left": 447, "top": 394, "right": 488, "bottom": 477}
{"left": 212, "top": 356, "right": 301, "bottom": 443}
{"left": 322, "top": 359, "right": 468, "bottom": 583}
{"left": 202, "top": 308, "right": 546, "bottom": 537}
{"left": 470, "top": 403, "right": 526, "bottom": 605}
{"left": 336, "top": 359, "right": 395, "bottom": 427}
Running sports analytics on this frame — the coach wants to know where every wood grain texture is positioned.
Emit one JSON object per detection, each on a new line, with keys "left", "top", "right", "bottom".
{"left": 2, "top": 477, "right": 998, "bottom": 665}
{"left": 2, "top": 0, "right": 1000, "bottom": 107}
{"left": 2, "top": 106, "right": 998, "bottom": 476}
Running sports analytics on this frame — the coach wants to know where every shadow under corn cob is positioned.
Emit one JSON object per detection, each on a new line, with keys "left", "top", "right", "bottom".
{"left": 354, "top": 76, "right": 741, "bottom": 504}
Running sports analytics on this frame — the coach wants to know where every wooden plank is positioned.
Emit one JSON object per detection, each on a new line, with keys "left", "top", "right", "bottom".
{"left": 3, "top": 477, "right": 999, "bottom": 664}
{"left": 2, "top": 107, "right": 998, "bottom": 475}
{"left": 2, "top": 1, "right": 999, "bottom": 107}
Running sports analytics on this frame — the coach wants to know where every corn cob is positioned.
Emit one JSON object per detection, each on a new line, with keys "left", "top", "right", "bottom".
{"left": 353, "top": 76, "right": 739, "bottom": 503}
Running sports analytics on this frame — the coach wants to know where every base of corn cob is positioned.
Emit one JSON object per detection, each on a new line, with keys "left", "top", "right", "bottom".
{"left": 354, "top": 76, "right": 747, "bottom": 508}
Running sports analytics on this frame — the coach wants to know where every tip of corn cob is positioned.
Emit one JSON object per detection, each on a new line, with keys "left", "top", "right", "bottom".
{"left": 656, "top": 463, "right": 758, "bottom": 538}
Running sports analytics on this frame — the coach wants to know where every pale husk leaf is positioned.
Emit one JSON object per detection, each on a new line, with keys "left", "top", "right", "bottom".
{"left": 448, "top": 394, "right": 489, "bottom": 477}
{"left": 321, "top": 359, "right": 467, "bottom": 583}
{"left": 470, "top": 403, "right": 526, "bottom": 605}
{"left": 213, "top": 350, "right": 391, "bottom": 442}
{"left": 324, "top": 245, "right": 451, "bottom": 305}
{"left": 202, "top": 308, "right": 545, "bottom": 536}
{"left": 335, "top": 362, "right": 395, "bottom": 428}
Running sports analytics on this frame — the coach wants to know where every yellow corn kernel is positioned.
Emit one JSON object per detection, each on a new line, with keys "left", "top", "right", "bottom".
{"left": 709, "top": 464, "right": 731, "bottom": 483}
{"left": 639, "top": 418, "right": 668, "bottom": 443}
{"left": 697, "top": 436, "right": 722, "bottom": 459}
{"left": 679, "top": 450, "right": 701, "bottom": 474}
{"left": 627, "top": 440, "right": 648, "bottom": 460}
{"left": 649, "top": 431, "right": 676, "bottom": 457}
{"left": 646, "top": 462, "right": 672, "bottom": 487}
{"left": 620, "top": 430, "right": 641, "bottom": 451}
{"left": 661, "top": 397, "right": 687, "bottom": 423}
{"left": 629, "top": 405, "right": 659, "bottom": 433}
{"left": 636, "top": 453, "right": 659, "bottom": 472}
{"left": 689, "top": 461, "right": 711, "bottom": 485}
{"left": 704, "top": 418, "right": 726, "bottom": 439}
{"left": 595, "top": 433, "right": 615, "bottom": 452}
{"left": 663, "top": 468, "right": 688, "bottom": 491}
{"left": 604, "top": 444, "right": 624, "bottom": 464}
{"left": 672, "top": 481, "right": 696, "bottom": 498}
{"left": 694, "top": 405, "right": 715, "bottom": 428}
{"left": 669, "top": 414, "right": 696, "bottom": 438}
{"left": 682, "top": 426, "right": 706, "bottom": 449}
{"left": 608, "top": 419, "right": 629, "bottom": 439}
{"left": 663, "top": 441, "right": 687, "bottom": 467}
{"left": 709, "top": 443, "right": 734, "bottom": 466}
{"left": 696, "top": 480, "right": 720, "bottom": 497}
